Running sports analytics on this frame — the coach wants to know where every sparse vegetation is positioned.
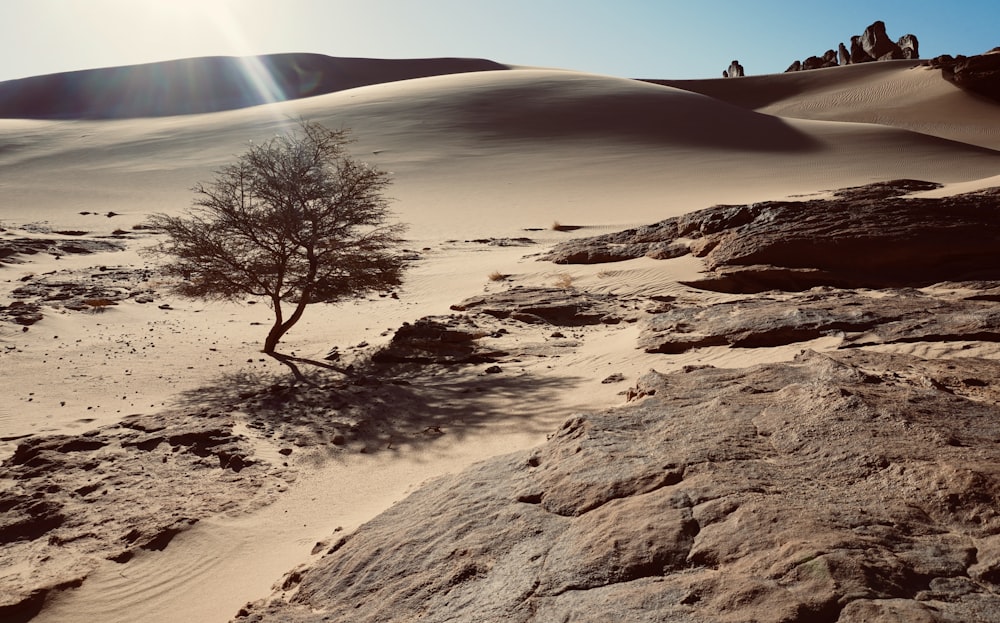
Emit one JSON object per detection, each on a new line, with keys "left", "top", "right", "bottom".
{"left": 146, "top": 121, "right": 407, "bottom": 381}
{"left": 488, "top": 270, "right": 508, "bottom": 282}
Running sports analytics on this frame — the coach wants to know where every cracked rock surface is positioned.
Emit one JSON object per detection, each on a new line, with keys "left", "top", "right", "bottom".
{"left": 235, "top": 350, "right": 1000, "bottom": 622}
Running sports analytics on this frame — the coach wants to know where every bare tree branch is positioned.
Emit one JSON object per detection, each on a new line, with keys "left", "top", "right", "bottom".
{"left": 144, "top": 121, "right": 407, "bottom": 379}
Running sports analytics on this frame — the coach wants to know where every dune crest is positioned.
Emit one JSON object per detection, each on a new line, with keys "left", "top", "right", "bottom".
{"left": 0, "top": 54, "right": 509, "bottom": 119}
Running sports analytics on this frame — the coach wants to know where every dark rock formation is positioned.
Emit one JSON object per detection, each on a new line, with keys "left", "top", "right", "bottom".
{"left": 725, "top": 60, "right": 744, "bottom": 78}
{"left": 860, "top": 20, "right": 900, "bottom": 61}
{"left": 450, "top": 287, "right": 623, "bottom": 326}
{"left": 839, "top": 42, "right": 852, "bottom": 65}
{"left": 801, "top": 53, "right": 838, "bottom": 71}
{"left": 849, "top": 35, "right": 869, "bottom": 64}
{"left": 371, "top": 316, "right": 506, "bottom": 365}
{"left": 0, "top": 302, "right": 43, "bottom": 326}
{"left": 786, "top": 21, "right": 918, "bottom": 72}
{"left": 235, "top": 350, "right": 1000, "bottom": 622}
{"left": 898, "top": 33, "right": 920, "bottom": 59}
{"left": 925, "top": 50, "right": 1000, "bottom": 103}
{"left": 0, "top": 237, "right": 123, "bottom": 264}
{"left": 544, "top": 180, "right": 1000, "bottom": 294}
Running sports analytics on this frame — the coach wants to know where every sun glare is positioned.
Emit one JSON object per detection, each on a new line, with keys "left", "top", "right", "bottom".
{"left": 137, "top": 0, "right": 290, "bottom": 108}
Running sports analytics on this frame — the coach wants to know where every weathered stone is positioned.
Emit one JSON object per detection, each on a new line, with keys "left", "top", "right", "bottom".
{"left": 238, "top": 350, "right": 1000, "bottom": 622}
{"left": 839, "top": 42, "right": 852, "bottom": 65}
{"left": 898, "top": 34, "right": 919, "bottom": 59}
{"left": 0, "top": 408, "right": 274, "bottom": 612}
{"left": 860, "top": 20, "right": 902, "bottom": 61}
{"left": 546, "top": 180, "right": 1000, "bottom": 294}
{"left": 638, "top": 289, "right": 1000, "bottom": 354}
{"left": 0, "top": 237, "right": 123, "bottom": 264}
{"left": 371, "top": 316, "right": 503, "bottom": 364}
{"left": 450, "top": 287, "right": 619, "bottom": 326}
{"left": 850, "top": 34, "right": 872, "bottom": 63}
{"left": 791, "top": 22, "right": 918, "bottom": 72}
{"left": 927, "top": 50, "right": 1000, "bottom": 102}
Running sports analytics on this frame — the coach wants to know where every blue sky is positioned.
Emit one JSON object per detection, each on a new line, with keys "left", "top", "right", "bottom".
{"left": 1, "top": 0, "right": 997, "bottom": 82}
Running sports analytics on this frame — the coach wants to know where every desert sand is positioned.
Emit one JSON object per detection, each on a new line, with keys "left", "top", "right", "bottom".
{"left": 2, "top": 53, "right": 1000, "bottom": 622}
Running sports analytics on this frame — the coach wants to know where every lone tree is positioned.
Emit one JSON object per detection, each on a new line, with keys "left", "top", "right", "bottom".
{"left": 147, "top": 121, "right": 406, "bottom": 380}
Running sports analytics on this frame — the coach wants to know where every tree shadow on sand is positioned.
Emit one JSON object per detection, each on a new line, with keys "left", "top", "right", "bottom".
{"left": 165, "top": 361, "right": 589, "bottom": 461}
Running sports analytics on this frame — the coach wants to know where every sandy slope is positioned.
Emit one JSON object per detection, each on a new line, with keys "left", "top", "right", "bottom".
{"left": 656, "top": 60, "right": 1000, "bottom": 150}
{"left": 2, "top": 59, "right": 1000, "bottom": 622}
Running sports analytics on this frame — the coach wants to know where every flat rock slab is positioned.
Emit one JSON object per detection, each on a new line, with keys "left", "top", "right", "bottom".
{"left": 451, "top": 287, "right": 625, "bottom": 326}
{"left": 236, "top": 350, "right": 1000, "bottom": 622}
{"left": 545, "top": 180, "right": 1000, "bottom": 293}
{"left": 639, "top": 288, "right": 1000, "bottom": 353}
{"left": 0, "top": 409, "right": 280, "bottom": 618}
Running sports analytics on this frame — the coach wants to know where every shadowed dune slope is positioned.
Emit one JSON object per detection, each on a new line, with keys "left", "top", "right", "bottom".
{"left": 0, "top": 53, "right": 509, "bottom": 119}
{"left": 2, "top": 69, "right": 999, "bottom": 241}
{"left": 651, "top": 60, "right": 1000, "bottom": 150}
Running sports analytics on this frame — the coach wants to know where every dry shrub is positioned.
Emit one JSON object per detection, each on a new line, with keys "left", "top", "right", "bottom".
{"left": 488, "top": 271, "right": 507, "bottom": 282}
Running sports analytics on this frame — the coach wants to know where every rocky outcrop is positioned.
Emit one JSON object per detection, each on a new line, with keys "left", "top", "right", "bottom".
{"left": 639, "top": 288, "right": 1000, "bottom": 353}
{"left": 235, "top": 349, "right": 1000, "bottom": 622}
{"left": 371, "top": 316, "right": 506, "bottom": 365}
{"left": 925, "top": 50, "right": 1000, "bottom": 103}
{"left": 449, "top": 287, "right": 624, "bottom": 326}
{"left": 786, "top": 21, "right": 918, "bottom": 72}
{"left": 897, "top": 33, "right": 920, "bottom": 59}
{"left": 2, "top": 265, "right": 158, "bottom": 324}
{"left": 723, "top": 60, "right": 744, "bottom": 78}
{"left": 544, "top": 180, "right": 1000, "bottom": 294}
{"left": 0, "top": 236, "right": 123, "bottom": 264}
{"left": 839, "top": 42, "right": 851, "bottom": 65}
{"left": 0, "top": 410, "right": 277, "bottom": 617}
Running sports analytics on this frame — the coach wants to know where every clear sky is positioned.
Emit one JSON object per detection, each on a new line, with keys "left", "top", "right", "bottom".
{"left": 1, "top": 0, "right": 997, "bottom": 82}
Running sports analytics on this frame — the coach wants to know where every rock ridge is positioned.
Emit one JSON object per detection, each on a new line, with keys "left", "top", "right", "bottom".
{"left": 784, "top": 21, "right": 919, "bottom": 73}
{"left": 544, "top": 180, "right": 1000, "bottom": 293}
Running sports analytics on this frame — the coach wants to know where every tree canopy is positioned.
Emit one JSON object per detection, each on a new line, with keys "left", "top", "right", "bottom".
{"left": 147, "top": 121, "right": 406, "bottom": 379}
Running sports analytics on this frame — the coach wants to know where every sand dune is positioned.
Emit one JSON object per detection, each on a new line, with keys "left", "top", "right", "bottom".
{"left": 655, "top": 60, "right": 1000, "bottom": 150}
{"left": 3, "top": 55, "right": 1000, "bottom": 623}
{"left": 2, "top": 68, "right": 997, "bottom": 242}
{"left": 0, "top": 54, "right": 508, "bottom": 119}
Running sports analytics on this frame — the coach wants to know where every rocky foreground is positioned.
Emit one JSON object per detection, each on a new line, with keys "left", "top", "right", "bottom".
{"left": 234, "top": 181, "right": 1000, "bottom": 622}
{"left": 238, "top": 350, "right": 1000, "bottom": 623}
{"left": 4, "top": 180, "right": 1000, "bottom": 622}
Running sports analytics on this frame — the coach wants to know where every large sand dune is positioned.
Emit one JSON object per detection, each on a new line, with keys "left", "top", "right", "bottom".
{"left": 0, "top": 54, "right": 509, "bottom": 119}
{"left": 3, "top": 67, "right": 997, "bottom": 241}
{"left": 2, "top": 56, "right": 1000, "bottom": 622}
